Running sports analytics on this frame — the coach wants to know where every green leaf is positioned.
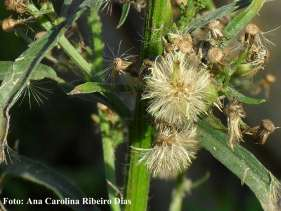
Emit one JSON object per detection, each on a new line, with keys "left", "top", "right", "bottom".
{"left": 68, "top": 82, "right": 107, "bottom": 95}
{"left": 0, "top": 61, "right": 64, "bottom": 83}
{"left": 224, "top": 86, "right": 266, "bottom": 104}
{"left": 224, "top": 0, "right": 265, "bottom": 41}
{"left": 0, "top": 0, "right": 95, "bottom": 162}
{"left": 68, "top": 82, "right": 139, "bottom": 95}
{"left": 68, "top": 82, "right": 132, "bottom": 119}
{"left": 117, "top": 3, "right": 131, "bottom": 29}
{"left": 1, "top": 151, "right": 99, "bottom": 211}
{"left": 185, "top": 2, "right": 237, "bottom": 33}
{"left": 199, "top": 120, "right": 281, "bottom": 210}
{"left": 0, "top": 29, "right": 66, "bottom": 162}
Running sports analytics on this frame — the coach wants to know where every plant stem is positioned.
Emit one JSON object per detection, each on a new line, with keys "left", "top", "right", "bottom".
{"left": 169, "top": 173, "right": 209, "bottom": 211}
{"left": 169, "top": 175, "right": 190, "bottom": 211}
{"left": 125, "top": 1, "right": 172, "bottom": 211}
{"left": 88, "top": 8, "right": 104, "bottom": 75}
{"left": 142, "top": 0, "right": 173, "bottom": 58}
{"left": 93, "top": 109, "right": 123, "bottom": 211}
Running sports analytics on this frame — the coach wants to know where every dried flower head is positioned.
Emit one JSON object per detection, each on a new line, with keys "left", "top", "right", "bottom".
{"left": 140, "top": 127, "right": 199, "bottom": 179}
{"left": 241, "top": 23, "right": 275, "bottom": 71}
{"left": 1, "top": 17, "right": 21, "bottom": 32}
{"left": 246, "top": 119, "right": 279, "bottom": 145}
{"left": 4, "top": 0, "right": 27, "bottom": 14}
{"left": 207, "top": 20, "right": 224, "bottom": 40}
{"left": 143, "top": 52, "right": 217, "bottom": 127}
{"left": 103, "top": 43, "right": 136, "bottom": 81}
{"left": 225, "top": 100, "right": 246, "bottom": 149}
{"left": 166, "top": 33, "right": 194, "bottom": 54}
{"left": 243, "top": 23, "right": 262, "bottom": 45}
{"left": 247, "top": 44, "right": 270, "bottom": 71}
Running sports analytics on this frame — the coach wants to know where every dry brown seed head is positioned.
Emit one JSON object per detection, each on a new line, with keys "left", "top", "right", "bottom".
{"left": 165, "top": 43, "right": 177, "bottom": 53}
{"left": 113, "top": 57, "right": 133, "bottom": 73}
{"left": 168, "top": 33, "right": 193, "bottom": 54}
{"left": 208, "top": 20, "right": 224, "bottom": 39}
{"left": 225, "top": 101, "right": 246, "bottom": 149}
{"left": 207, "top": 47, "right": 224, "bottom": 64}
{"left": 245, "top": 23, "right": 260, "bottom": 36}
{"left": 254, "top": 119, "right": 278, "bottom": 144}
{"left": 4, "top": 0, "right": 27, "bottom": 14}
{"left": 1, "top": 17, "right": 20, "bottom": 32}
{"left": 178, "top": 40, "right": 193, "bottom": 54}
{"left": 225, "top": 101, "right": 246, "bottom": 118}
{"left": 261, "top": 119, "right": 276, "bottom": 133}
{"left": 208, "top": 20, "right": 223, "bottom": 30}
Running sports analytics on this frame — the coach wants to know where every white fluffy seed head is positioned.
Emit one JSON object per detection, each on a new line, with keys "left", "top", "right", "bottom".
{"left": 140, "top": 127, "right": 199, "bottom": 179}
{"left": 143, "top": 52, "right": 217, "bottom": 128}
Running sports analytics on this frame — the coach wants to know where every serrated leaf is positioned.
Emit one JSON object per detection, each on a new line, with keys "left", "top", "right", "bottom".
{"left": 224, "top": 86, "right": 266, "bottom": 104}
{"left": 1, "top": 151, "right": 99, "bottom": 211}
{"left": 0, "top": 61, "right": 64, "bottom": 83}
{"left": 117, "top": 3, "right": 131, "bottom": 29}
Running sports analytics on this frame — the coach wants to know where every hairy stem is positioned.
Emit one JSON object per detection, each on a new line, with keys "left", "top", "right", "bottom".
{"left": 88, "top": 8, "right": 104, "bottom": 75}
{"left": 125, "top": 0, "right": 173, "bottom": 211}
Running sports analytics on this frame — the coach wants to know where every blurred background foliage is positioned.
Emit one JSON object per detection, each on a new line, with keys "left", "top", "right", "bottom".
{"left": 0, "top": 0, "right": 281, "bottom": 210}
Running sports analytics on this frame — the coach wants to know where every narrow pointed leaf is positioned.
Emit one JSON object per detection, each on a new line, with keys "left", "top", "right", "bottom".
{"left": 1, "top": 151, "right": 99, "bottom": 211}
{"left": 117, "top": 3, "right": 131, "bottom": 29}
{"left": 225, "top": 86, "right": 266, "bottom": 104}
{"left": 199, "top": 120, "right": 281, "bottom": 210}
{"left": 0, "top": 61, "right": 64, "bottom": 83}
